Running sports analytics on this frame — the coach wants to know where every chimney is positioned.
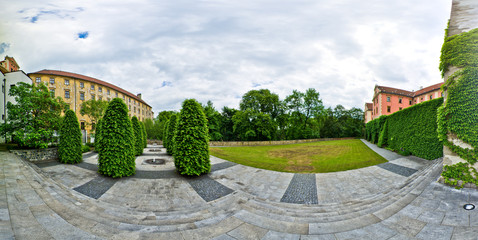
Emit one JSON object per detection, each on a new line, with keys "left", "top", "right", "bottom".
{"left": 137, "top": 93, "right": 142, "bottom": 99}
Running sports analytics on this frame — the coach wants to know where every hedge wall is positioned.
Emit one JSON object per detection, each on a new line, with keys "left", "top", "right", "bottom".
{"left": 366, "top": 98, "right": 443, "bottom": 160}
{"left": 58, "top": 110, "right": 82, "bottom": 164}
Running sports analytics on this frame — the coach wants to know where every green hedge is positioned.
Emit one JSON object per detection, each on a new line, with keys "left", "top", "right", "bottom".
{"left": 140, "top": 121, "right": 147, "bottom": 148}
{"left": 174, "top": 99, "right": 210, "bottom": 176}
{"left": 98, "top": 98, "right": 135, "bottom": 178}
{"left": 366, "top": 98, "right": 443, "bottom": 160}
{"left": 131, "top": 116, "right": 143, "bottom": 156}
{"left": 58, "top": 110, "right": 82, "bottom": 164}
{"left": 165, "top": 114, "right": 178, "bottom": 155}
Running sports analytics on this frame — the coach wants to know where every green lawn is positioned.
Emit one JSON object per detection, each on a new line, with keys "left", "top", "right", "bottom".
{"left": 210, "top": 139, "right": 387, "bottom": 173}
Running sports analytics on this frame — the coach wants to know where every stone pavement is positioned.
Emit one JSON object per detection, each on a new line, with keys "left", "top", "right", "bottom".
{"left": 1, "top": 140, "right": 477, "bottom": 239}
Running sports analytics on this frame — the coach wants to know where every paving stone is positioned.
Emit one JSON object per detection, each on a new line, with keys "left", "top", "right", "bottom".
{"left": 309, "top": 214, "right": 381, "bottom": 235}
{"left": 299, "top": 235, "right": 336, "bottom": 240}
{"left": 261, "top": 230, "right": 300, "bottom": 240}
{"left": 415, "top": 223, "right": 453, "bottom": 240}
{"left": 377, "top": 162, "right": 418, "bottom": 177}
{"left": 382, "top": 215, "right": 426, "bottom": 237}
{"left": 281, "top": 174, "right": 318, "bottom": 204}
{"left": 442, "top": 211, "right": 470, "bottom": 226}
{"left": 227, "top": 223, "right": 268, "bottom": 240}
{"left": 451, "top": 226, "right": 478, "bottom": 240}
{"left": 211, "top": 234, "right": 237, "bottom": 240}
{"left": 188, "top": 175, "right": 234, "bottom": 202}
{"left": 397, "top": 204, "right": 424, "bottom": 219}
{"left": 0, "top": 208, "right": 10, "bottom": 221}
{"left": 417, "top": 211, "right": 445, "bottom": 224}
{"left": 234, "top": 210, "right": 308, "bottom": 235}
{"left": 361, "top": 222, "right": 397, "bottom": 239}
{"left": 73, "top": 176, "right": 117, "bottom": 199}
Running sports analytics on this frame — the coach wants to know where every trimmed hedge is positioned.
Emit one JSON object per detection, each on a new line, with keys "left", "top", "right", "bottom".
{"left": 98, "top": 98, "right": 135, "bottom": 178}
{"left": 140, "top": 121, "right": 147, "bottom": 148}
{"left": 165, "top": 114, "right": 178, "bottom": 155}
{"left": 131, "top": 116, "right": 143, "bottom": 156}
{"left": 163, "top": 119, "right": 170, "bottom": 148}
{"left": 366, "top": 98, "right": 443, "bottom": 160}
{"left": 174, "top": 99, "right": 210, "bottom": 176}
{"left": 95, "top": 118, "right": 104, "bottom": 153}
{"left": 58, "top": 109, "right": 82, "bottom": 164}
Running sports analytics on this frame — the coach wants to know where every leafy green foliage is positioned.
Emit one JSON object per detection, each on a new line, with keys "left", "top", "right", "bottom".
{"left": 203, "top": 101, "right": 223, "bottom": 141}
{"left": 284, "top": 88, "right": 325, "bottom": 139}
{"left": 174, "top": 99, "right": 210, "bottom": 176}
{"left": 321, "top": 106, "right": 364, "bottom": 139}
{"left": 163, "top": 120, "right": 170, "bottom": 148}
{"left": 131, "top": 116, "right": 143, "bottom": 156}
{"left": 95, "top": 119, "right": 104, "bottom": 153}
{"left": 0, "top": 82, "right": 66, "bottom": 148}
{"left": 232, "top": 109, "right": 277, "bottom": 141}
{"left": 377, "top": 120, "right": 388, "bottom": 148}
{"left": 140, "top": 121, "right": 147, "bottom": 148}
{"left": 81, "top": 144, "right": 91, "bottom": 153}
{"left": 165, "top": 114, "right": 178, "bottom": 155}
{"left": 58, "top": 110, "right": 82, "bottom": 164}
{"left": 366, "top": 98, "right": 443, "bottom": 160}
{"left": 98, "top": 98, "right": 135, "bottom": 178}
{"left": 442, "top": 162, "right": 478, "bottom": 189}
{"left": 79, "top": 99, "right": 108, "bottom": 131}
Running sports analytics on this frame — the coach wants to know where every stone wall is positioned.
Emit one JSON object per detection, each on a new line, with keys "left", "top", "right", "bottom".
{"left": 209, "top": 138, "right": 355, "bottom": 147}
{"left": 10, "top": 148, "right": 58, "bottom": 162}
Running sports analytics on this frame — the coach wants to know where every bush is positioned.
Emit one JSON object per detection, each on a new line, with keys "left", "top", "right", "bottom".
{"left": 366, "top": 98, "right": 443, "bottom": 160}
{"left": 163, "top": 119, "right": 169, "bottom": 148}
{"left": 140, "top": 121, "right": 147, "bottom": 148}
{"left": 165, "top": 114, "right": 178, "bottom": 155}
{"left": 98, "top": 98, "right": 135, "bottom": 178}
{"left": 58, "top": 110, "right": 83, "bottom": 164}
{"left": 95, "top": 119, "right": 103, "bottom": 153}
{"left": 81, "top": 144, "right": 91, "bottom": 153}
{"left": 174, "top": 99, "right": 210, "bottom": 176}
{"left": 131, "top": 116, "right": 143, "bottom": 156}
{"left": 377, "top": 120, "right": 389, "bottom": 148}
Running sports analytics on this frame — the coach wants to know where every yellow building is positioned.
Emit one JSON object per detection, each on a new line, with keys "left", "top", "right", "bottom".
{"left": 28, "top": 70, "right": 153, "bottom": 135}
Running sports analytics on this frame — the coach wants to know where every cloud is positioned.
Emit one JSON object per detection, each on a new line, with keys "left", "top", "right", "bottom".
{"left": 0, "top": 43, "right": 10, "bottom": 54}
{"left": 0, "top": 0, "right": 452, "bottom": 115}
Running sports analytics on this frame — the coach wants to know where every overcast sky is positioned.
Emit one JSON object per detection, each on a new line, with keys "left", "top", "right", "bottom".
{"left": 0, "top": 0, "right": 452, "bottom": 115}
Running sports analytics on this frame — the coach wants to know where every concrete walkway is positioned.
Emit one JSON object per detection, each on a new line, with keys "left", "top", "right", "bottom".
{"left": 1, "top": 140, "right": 477, "bottom": 239}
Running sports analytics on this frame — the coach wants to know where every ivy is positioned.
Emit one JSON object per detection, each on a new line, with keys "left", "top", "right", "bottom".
{"left": 442, "top": 162, "right": 478, "bottom": 189}
{"left": 366, "top": 98, "right": 443, "bottom": 160}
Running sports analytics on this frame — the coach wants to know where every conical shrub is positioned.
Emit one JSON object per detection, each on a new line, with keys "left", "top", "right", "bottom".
{"left": 131, "top": 116, "right": 143, "bottom": 156}
{"left": 58, "top": 109, "right": 82, "bottom": 164}
{"left": 95, "top": 118, "right": 103, "bottom": 153}
{"left": 98, "top": 98, "right": 135, "bottom": 178}
{"left": 166, "top": 114, "right": 178, "bottom": 155}
{"left": 174, "top": 99, "right": 210, "bottom": 176}
{"left": 140, "top": 121, "right": 147, "bottom": 148}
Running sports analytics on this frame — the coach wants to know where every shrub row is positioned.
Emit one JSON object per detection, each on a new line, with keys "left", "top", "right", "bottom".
{"left": 366, "top": 98, "right": 443, "bottom": 160}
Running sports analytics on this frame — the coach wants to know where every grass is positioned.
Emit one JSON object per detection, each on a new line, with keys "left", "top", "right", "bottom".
{"left": 209, "top": 139, "right": 387, "bottom": 173}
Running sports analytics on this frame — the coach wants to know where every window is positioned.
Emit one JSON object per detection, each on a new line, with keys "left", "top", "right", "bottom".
{"left": 398, "top": 98, "right": 402, "bottom": 104}
{"left": 80, "top": 82, "right": 84, "bottom": 88}
{"left": 387, "top": 96, "right": 391, "bottom": 102}
{"left": 99, "top": 87, "right": 102, "bottom": 92}
{"left": 80, "top": 92, "right": 85, "bottom": 100}
{"left": 91, "top": 85, "right": 95, "bottom": 90}
{"left": 1, "top": 85, "right": 4, "bottom": 93}
{"left": 409, "top": 100, "right": 412, "bottom": 105}
{"left": 129, "top": 98, "right": 131, "bottom": 102}
{"left": 134, "top": 107, "right": 136, "bottom": 113}
{"left": 91, "top": 94, "right": 95, "bottom": 100}
{"left": 129, "top": 105, "right": 131, "bottom": 110}
{"left": 430, "top": 94, "right": 433, "bottom": 100}
{"left": 115, "top": 92, "right": 118, "bottom": 97}
{"left": 387, "top": 106, "right": 391, "bottom": 113}
{"left": 421, "top": 97, "right": 423, "bottom": 101}
{"left": 1, "top": 115, "right": 3, "bottom": 120}
{"left": 107, "top": 89, "right": 110, "bottom": 95}
{"left": 35, "top": 77, "right": 41, "bottom": 83}
{"left": 80, "top": 122, "right": 85, "bottom": 130}
{"left": 123, "top": 96, "right": 125, "bottom": 100}
{"left": 65, "top": 90, "right": 70, "bottom": 99}
{"left": 399, "top": 107, "right": 402, "bottom": 111}
{"left": 50, "top": 78, "right": 55, "bottom": 84}
{"left": 50, "top": 89, "right": 55, "bottom": 97}
{"left": 65, "top": 79, "right": 69, "bottom": 85}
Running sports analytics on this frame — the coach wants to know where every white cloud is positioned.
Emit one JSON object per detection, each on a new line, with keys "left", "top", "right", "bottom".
{"left": 0, "top": 0, "right": 452, "bottom": 115}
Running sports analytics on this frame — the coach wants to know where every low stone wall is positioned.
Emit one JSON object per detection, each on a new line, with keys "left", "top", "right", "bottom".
{"left": 10, "top": 148, "right": 59, "bottom": 162}
{"left": 147, "top": 139, "right": 163, "bottom": 145}
{"left": 209, "top": 138, "right": 356, "bottom": 147}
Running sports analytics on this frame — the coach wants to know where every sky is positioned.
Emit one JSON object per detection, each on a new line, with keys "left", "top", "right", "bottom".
{"left": 0, "top": 0, "right": 452, "bottom": 115}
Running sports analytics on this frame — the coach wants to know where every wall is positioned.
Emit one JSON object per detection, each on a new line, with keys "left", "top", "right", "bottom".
{"left": 10, "top": 148, "right": 58, "bottom": 162}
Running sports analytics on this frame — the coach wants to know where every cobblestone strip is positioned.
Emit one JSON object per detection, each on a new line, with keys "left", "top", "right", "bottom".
{"left": 281, "top": 173, "right": 318, "bottom": 204}
{"left": 73, "top": 176, "right": 117, "bottom": 199}
{"left": 377, "top": 162, "right": 418, "bottom": 177}
{"left": 188, "top": 175, "right": 234, "bottom": 202}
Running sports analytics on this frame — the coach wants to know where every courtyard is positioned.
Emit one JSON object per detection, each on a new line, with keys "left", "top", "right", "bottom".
{"left": 1, "top": 139, "right": 477, "bottom": 239}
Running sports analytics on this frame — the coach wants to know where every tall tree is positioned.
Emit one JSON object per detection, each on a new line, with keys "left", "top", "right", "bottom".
{"left": 80, "top": 99, "right": 109, "bottom": 131}
{"left": 284, "top": 88, "right": 324, "bottom": 139}
{"left": 239, "top": 89, "right": 282, "bottom": 119}
{"left": 131, "top": 116, "right": 143, "bottom": 156}
{"left": 203, "top": 100, "right": 223, "bottom": 141}
{"left": 0, "top": 82, "right": 66, "bottom": 148}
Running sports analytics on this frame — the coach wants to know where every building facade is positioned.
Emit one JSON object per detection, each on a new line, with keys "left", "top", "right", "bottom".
{"left": 28, "top": 70, "right": 154, "bottom": 136}
{"left": 364, "top": 82, "right": 443, "bottom": 123}
{"left": 1, "top": 56, "right": 33, "bottom": 143}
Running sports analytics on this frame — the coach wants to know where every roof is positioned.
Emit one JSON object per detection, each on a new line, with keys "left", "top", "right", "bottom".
{"left": 28, "top": 69, "right": 151, "bottom": 108}
{"left": 365, "top": 103, "right": 373, "bottom": 111}
{"left": 375, "top": 82, "right": 443, "bottom": 98}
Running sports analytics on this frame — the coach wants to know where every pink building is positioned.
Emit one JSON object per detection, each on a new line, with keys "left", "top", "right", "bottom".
{"left": 364, "top": 83, "right": 443, "bottom": 123}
